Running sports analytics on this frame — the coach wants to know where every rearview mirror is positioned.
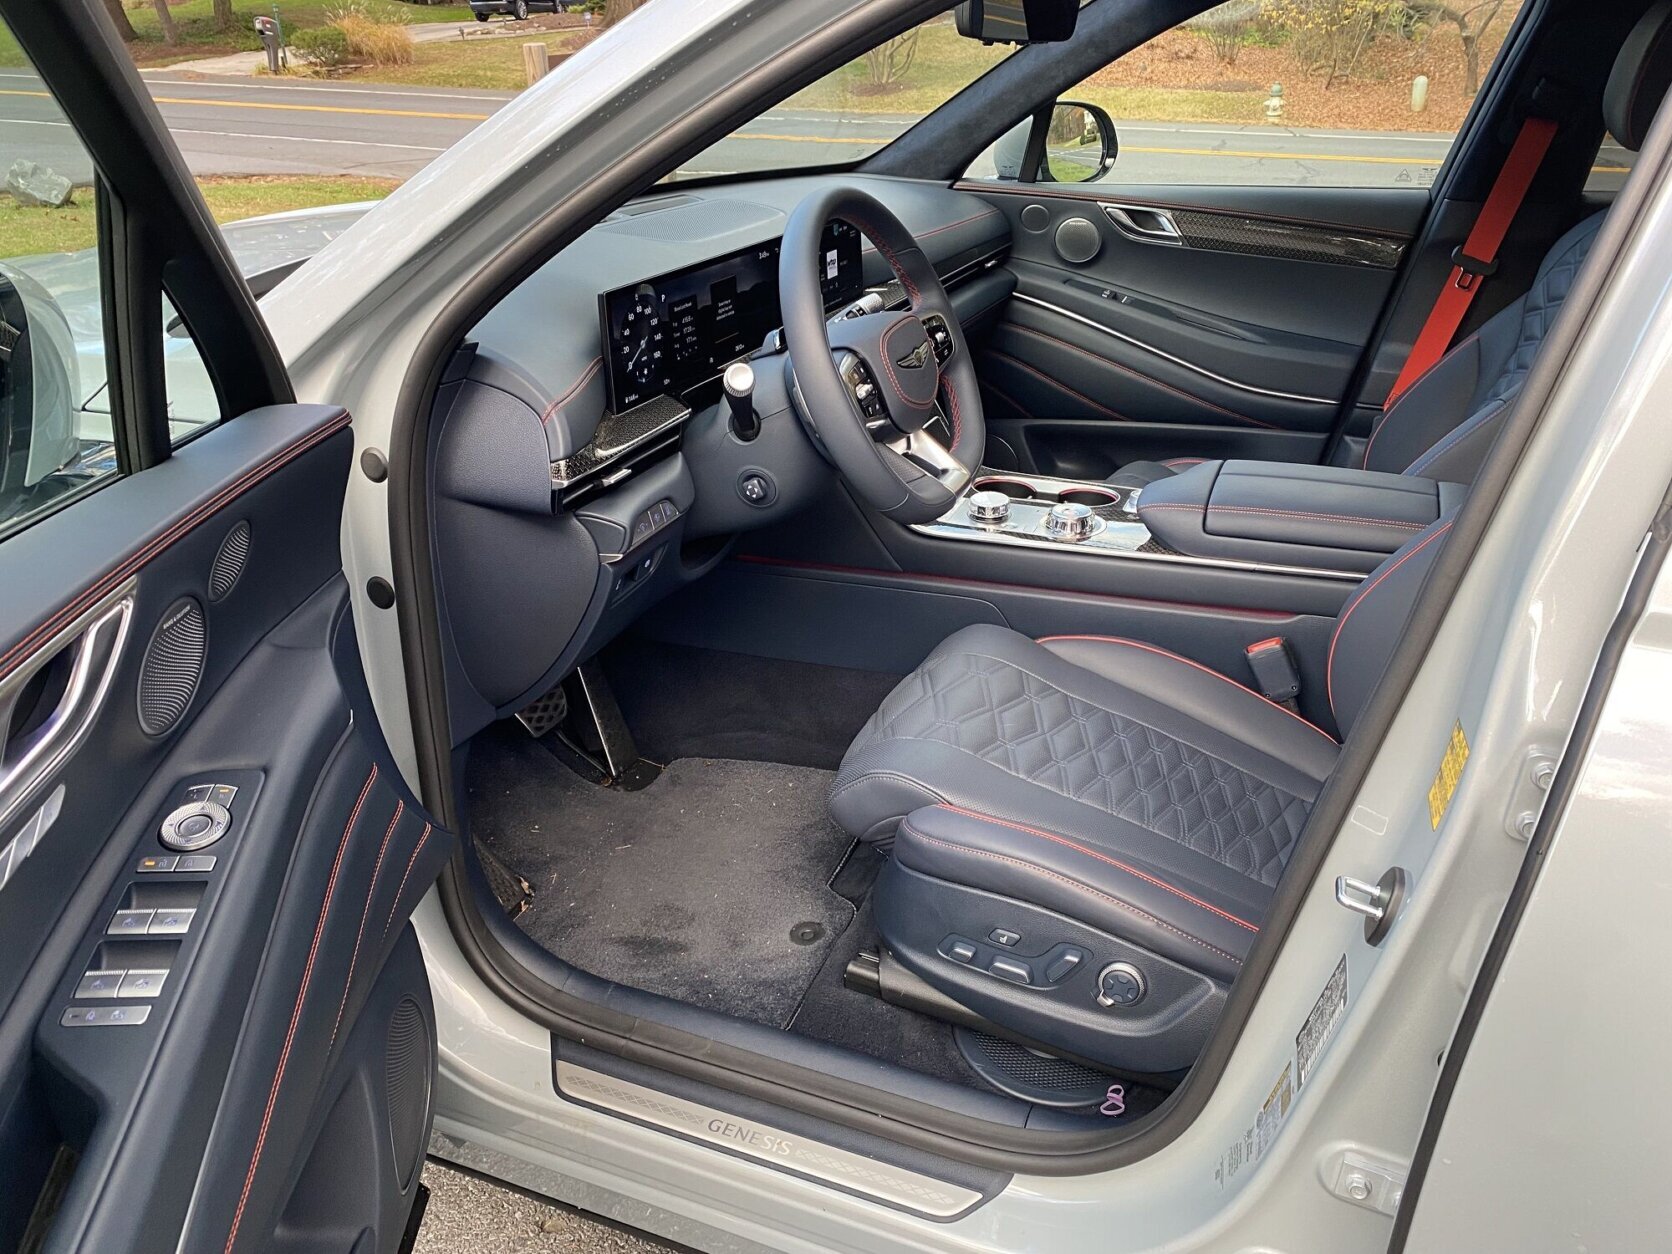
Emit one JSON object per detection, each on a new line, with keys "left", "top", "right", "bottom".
{"left": 956, "top": 0, "right": 1079, "bottom": 45}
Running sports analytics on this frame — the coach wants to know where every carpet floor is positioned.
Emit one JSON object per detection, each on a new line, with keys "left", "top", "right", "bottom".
{"left": 467, "top": 726, "right": 856, "bottom": 1028}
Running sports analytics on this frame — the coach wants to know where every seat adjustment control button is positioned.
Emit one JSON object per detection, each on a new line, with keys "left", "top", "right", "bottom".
{"left": 988, "top": 927, "right": 1021, "bottom": 947}
{"left": 1045, "top": 948, "right": 1086, "bottom": 983}
{"left": 159, "top": 801, "right": 231, "bottom": 851}
{"left": 947, "top": 940, "right": 977, "bottom": 964}
{"left": 1095, "top": 961, "right": 1146, "bottom": 1007}
{"left": 988, "top": 957, "right": 1033, "bottom": 985}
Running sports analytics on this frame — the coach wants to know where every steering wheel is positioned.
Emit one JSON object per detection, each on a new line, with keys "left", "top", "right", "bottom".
{"left": 780, "top": 187, "right": 985, "bottom": 525}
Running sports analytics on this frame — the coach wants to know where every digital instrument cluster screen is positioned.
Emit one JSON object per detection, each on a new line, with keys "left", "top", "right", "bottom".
{"left": 600, "top": 220, "right": 863, "bottom": 411}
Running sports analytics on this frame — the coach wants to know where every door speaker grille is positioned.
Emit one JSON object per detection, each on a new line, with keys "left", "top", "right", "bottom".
{"left": 137, "top": 598, "right": 207, "bottom": 737}
{"left": 207, "top": 520, "right": 251, "bottom": 602}
{"left": 385, "top": 997, "right": 433, "bottom": 1189}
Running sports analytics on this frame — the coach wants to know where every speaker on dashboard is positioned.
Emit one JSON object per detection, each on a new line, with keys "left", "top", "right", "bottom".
{"left": 385, "top": 996, "right": 433, "bottom": 1189}
{"left": 136, "top": 597, "right": 207, "bottom": 737}
{"left": 1054, "top": 217, "right": 1102, "bottom": 265}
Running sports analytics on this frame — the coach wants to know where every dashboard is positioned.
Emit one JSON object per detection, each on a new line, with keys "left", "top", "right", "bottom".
{"left": 601, "top": 220, "right": 863, "bottom": 411}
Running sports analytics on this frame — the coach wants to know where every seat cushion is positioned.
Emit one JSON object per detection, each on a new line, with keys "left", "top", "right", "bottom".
{"left": 830, "top": 625, "right": 1340, "bottom": 973}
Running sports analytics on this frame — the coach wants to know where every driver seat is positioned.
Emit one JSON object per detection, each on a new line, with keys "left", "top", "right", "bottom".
{"left": 828, "top": 517, "right": 1451, "bottom": 1072}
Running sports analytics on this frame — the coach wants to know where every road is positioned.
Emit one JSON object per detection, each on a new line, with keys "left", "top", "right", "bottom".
{"left": 0, "top": 68, "right": 1631, "bottom": 191}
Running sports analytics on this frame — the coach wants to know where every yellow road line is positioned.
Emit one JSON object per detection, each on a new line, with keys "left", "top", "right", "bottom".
{"left": 0, "top": 86, "right": 488, "bottom": 120}
{"left": 0, "top": 87, "right": 1635, "bottom": 171}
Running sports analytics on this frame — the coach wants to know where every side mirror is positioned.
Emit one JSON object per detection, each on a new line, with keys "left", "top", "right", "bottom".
{"left": 0, "top": 266, "right": 81, "bottom": 524}
{"left": 956, "top": 0, "right": 1079, "bottom": 45}
{"left": 1040, "top": 100, "right": 1117, "bottom": 183}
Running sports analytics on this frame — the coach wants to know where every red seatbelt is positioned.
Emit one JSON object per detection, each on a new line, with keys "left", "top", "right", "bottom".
{"left": 1385, "top": 115, "right": 1559, "bottom": 406}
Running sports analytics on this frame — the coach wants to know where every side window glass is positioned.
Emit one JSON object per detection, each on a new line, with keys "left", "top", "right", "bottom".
{"left": 970, "top": 0, "right": 1526, "bottom": 189}
{"left": 0, "top": 26, "right": 119, "bottom": 538}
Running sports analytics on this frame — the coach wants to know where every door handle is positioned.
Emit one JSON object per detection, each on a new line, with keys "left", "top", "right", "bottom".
{"left": 0, "top": 582, "right": 135, "bottom": 838}
{"left": 1101, "top": 203, "right": 1185, "bottom": 246}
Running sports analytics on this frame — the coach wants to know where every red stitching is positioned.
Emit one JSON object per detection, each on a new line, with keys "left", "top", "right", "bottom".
{"left": 878, "top": 317, "right": 934, "bottom": 413}
{"left": 381, "top": 824, "right": 434, "bottom": 947}
{"left": 986, "top": 349, "right": 1132, "bottom": 422}
{"left": 902, "top": 823, "right": 1243, "bottom": 966}
{"left": 940, "top": 375, "right": 964, "bottom": 450}
{"left": 848, "top": 215, "right": 921, "bottom": 305}
{"left": 539, "top": 357, "right": 602, "bottom": 425}
{"left": 860, "top": 208, "right": 1001, "bottom": 254}
{"left": 1160, "top": 458, "right": 1207, "bottom": 469}
{"left": 0, "top": 411, "right": 351, "bottom": 686}
{"left": 1004, "top": 324, "right": 1276, "bottom": 429}
{"left": 1175, "top": 503, "right": 1425, "bottom": 530}
{"left": 327, "top": 799, "right": 402, "bottom": 1048}
{"left": 935, "top": 804, "right": 1259, "bottom": 932}
{"left": 1326, "top": 522, "right": 1454, "bottom": 716}
{"left": 225, "top": 764, "right": 377, "bottom": 1254}
{"left": 1035, "top": 634, "right": 1339, "bottom": 746}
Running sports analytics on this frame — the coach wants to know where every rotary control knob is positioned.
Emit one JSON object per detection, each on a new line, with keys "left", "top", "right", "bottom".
{"left": 967, "top": 490, "right": 1011, "bottom": 526}
{"left": 1095, "top": 962, "right": 1147, "bottom": 1008}
{"left": 1045, "top": 501, "right": 1097, "bottom": 542}
{"left": 159, "top": 801, "right": 231, "bottom": 852}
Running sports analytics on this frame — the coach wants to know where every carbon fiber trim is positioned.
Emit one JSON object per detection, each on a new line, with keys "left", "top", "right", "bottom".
{"left": 1166, "top": 208, "right": 1406, "bottom": 269}
{"left": 549, "top": 396, "right": 690, "bottom": 489}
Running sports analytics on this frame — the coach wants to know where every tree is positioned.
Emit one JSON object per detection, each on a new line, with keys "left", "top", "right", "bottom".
{"left": 151, "top": 0, "right": 179, "bottom": 45}
{"left": 862, "top": 30, "right": 922, "bottom": 92}
{"left": 1410, "top": 0, "right": 1507, "bottom": 96}
{"left": 601, "top": 0, "right": 653, "bottom": 25}
{"left": 213, "top": 0, "right": 236, "bottom": 30}
{"left": 101, "top": 0, "right": 137, "bottom": 40}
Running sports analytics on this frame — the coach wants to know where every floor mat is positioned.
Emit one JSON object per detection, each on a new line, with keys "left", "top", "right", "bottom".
{"left": 601, "top": 636, "right": 902, "bottom": 770}
{"left": 788, "top": 899, "right": 990, "bottom": 1092}
{"left": 467, "top": 726, "right": 856, "bottom": 1028}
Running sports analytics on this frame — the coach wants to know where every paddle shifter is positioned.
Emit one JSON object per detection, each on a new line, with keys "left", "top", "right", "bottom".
{"left": 724, "top": 362, "right": 761, "bottom": 442}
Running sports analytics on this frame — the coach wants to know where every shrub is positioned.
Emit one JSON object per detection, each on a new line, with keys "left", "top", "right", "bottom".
{"left": 333, "top": 13, "right": 415, "bottom": 65}
{"left": 1185, "top": 0, "right": 1263, "bottom": 65}
{"left": 291, "top": 25, "right": 351, "bottom": 68}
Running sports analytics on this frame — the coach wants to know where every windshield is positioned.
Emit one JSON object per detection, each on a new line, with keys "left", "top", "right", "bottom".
{"left": 667, "top": 12, "right": 1017, "bottom": 182}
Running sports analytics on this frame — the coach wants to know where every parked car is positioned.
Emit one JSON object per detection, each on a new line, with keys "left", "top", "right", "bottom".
{"left": 3, "top": 0, "right": 1670, "bottom": 1251}
{"left": 468, "top": 0, "right": 567, "bottom": 20}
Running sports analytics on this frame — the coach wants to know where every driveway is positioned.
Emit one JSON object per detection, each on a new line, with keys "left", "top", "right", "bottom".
{"left": 418, "top": 1162, "right": 675, "bottom": 1253}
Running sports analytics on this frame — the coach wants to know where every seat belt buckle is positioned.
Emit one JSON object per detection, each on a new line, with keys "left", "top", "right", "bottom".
{"left": 1450, "top": 245, "right": 1500, "bottom": 291}
{"left": 1245, "top": 637, "right": 1301, "bottom": 708}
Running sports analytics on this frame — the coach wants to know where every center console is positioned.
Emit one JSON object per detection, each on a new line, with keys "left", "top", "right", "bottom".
{"left": 915, "top": 460, "right": 1461, "bottom": 580}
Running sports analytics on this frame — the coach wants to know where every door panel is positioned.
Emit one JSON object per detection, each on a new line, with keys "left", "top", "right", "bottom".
{"left": 964, "top": 182, "right": 1431, "bottom": 479}
{"left": 0, "top": 408, "right": 453, "bottom": 1252}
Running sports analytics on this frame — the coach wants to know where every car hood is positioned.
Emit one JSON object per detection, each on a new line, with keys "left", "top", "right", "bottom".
{"left": 3, "top": 201, "right": 374, "bottom": 421}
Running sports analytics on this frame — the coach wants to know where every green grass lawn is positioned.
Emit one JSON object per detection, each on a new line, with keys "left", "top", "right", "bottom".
{"left": 0, "top": 2, "right": 474, "bottom": 68}
{"left": 344, "top": 29, "right": 579, "bottom": 88}
{"left": 0, "top": 175, "right": 397, "bottom": 259}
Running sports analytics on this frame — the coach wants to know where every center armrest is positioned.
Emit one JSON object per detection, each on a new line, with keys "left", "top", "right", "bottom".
{"left": 1137, "top": 460, "right": 1466, "bottom": 574}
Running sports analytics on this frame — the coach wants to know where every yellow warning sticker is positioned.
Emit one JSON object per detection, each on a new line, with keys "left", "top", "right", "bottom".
{"left": 1428, "top": 721, "right": 1471, "bottom": 829}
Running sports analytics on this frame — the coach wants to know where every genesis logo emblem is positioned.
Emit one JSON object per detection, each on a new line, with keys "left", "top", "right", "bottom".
{"left": 894, "top": 341, "right": 932, "bottom": 369}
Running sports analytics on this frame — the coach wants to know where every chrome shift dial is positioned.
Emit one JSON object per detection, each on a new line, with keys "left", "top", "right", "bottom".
{"left": 1046, "top": 501, "right": 1097, "bottom": 542}
{"left": 967, "top": 490, "right": 1011, "bottom": 526}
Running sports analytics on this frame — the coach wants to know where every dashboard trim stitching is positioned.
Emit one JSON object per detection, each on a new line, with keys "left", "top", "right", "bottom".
{"left": 861, "top": 208, "right": 1004, "bottom": 255}
{"left": 540, "top": 357, "right": 603, "bottom": 425}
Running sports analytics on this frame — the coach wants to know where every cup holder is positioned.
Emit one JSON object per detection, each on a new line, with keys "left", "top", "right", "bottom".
{"left": 1058, "top": 488, "right": 1123, "bottom": 508}
{"left": 974, "top": 478, "right": 1039, "bottom": 500}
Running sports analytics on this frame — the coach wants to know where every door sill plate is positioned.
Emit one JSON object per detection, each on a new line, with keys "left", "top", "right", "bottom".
{"left": 554, "top": 1060, "right": 984, "bottom": 1219}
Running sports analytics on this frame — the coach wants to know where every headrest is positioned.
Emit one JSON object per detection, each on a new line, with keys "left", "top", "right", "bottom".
{"left": 1605, "top": 0, "right": 1672, "bottom": 151}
